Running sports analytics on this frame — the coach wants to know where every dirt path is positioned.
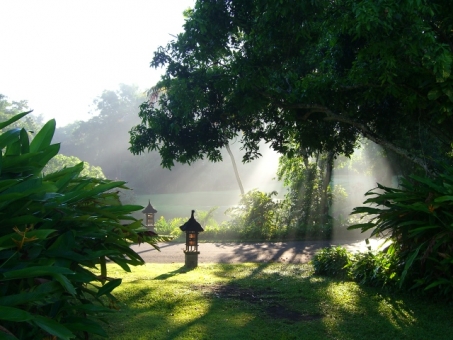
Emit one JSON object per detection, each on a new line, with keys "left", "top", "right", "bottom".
{"left": 131, "top": 239, "right": 382, "bottom": 264}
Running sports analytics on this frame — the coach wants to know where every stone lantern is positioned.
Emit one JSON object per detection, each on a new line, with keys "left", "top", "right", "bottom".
{"left": 180, "top": 210, "right": 204, "bottom": 268}
{"left": 142, "top": 200, "right": 157, "bottom": 232}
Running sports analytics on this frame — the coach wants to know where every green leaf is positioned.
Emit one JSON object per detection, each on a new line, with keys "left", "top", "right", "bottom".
{"left": 74, "top": 303, "right": 114, "bottom": 314}
{"left": 408, "top": 225, "right": 439, "bottom": 235}
{"left": 0, "top": 179, "right": 20, "bottom": 192}
{"left": 424, "top": 278, "right": 451, "bottom": 290}
{"left": 56, "top": 180, "right": 127, "bottom": 205}
{"left": 0, "top": 111, "right": 31, "bottom": 130}
{"left": 0, "top": 306, "right": 32, "bottom": 321}
{"left": 434, "top": 195, "right": 453, "bottom": 203}
{"left": 33, "top": 316, "right": 75, "bottom": 340}
{"left": 54, "top": 273, "right": 76, "bottom": 296}
{"left": 0, "top": 282, "right": 61, "bottom": 307}
{"left": 3, "top": 266, "right": 74, "bottom": 280}
{"left": 0, "top": 129, "right": 21, "bottom": 150}
{"left": 96, "top": 278, "right": 122, "bottom": 297}
{"left": 65, "top": 317, "right": 108, "bottom": 337}
{"left": 19, "top": 128, "right": 29, "bottom": 154}
{"left": 0, "top": 228, "right": 56, "bottom": 251}
{"left": 399, "top": 243, "right": 423, "bottom": 287}
{"left": 29, "top": 119, "right": 56, "bottom": 153}
{"left": 427, "top": 89, "right": 441, "bottom": 100}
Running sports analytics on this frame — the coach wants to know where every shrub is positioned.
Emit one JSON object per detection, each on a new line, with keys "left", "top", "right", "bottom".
{"left": 225, "top": 190, "right": 283, "bottom": 240}
{"left": 312, "top": 246, "right": 351, "bottom": 279}
{"left": 0, "top": 113, "right": 165, "bottom": 339}
{"left": 348, "top": 250, "right": 399, "bottom": 287}
{"left": 155, "top": 216, "right": 184, "bottom": 238}
{"left": 349, "top": 166, "right": 453, "bottom": 299}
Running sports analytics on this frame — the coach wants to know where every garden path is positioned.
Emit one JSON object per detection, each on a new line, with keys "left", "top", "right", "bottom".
{"left": 131, "top": 239, "right": 384, "bottom": 264}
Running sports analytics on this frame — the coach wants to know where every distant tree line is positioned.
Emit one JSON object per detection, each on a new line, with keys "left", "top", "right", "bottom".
{"left": 52, "top": 84, "right": 261, "bottom": 195}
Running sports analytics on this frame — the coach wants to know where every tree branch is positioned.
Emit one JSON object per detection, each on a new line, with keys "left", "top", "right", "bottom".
{"left": 285, "top": 103, "right": 430, "bottom": 173}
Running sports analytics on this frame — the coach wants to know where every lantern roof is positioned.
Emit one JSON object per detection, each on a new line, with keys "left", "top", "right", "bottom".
{"left": 180, "top": 210, "right": 204, "bottom": 232}
{"left": 142, "top": 200, "right": 157, "bottom": 214}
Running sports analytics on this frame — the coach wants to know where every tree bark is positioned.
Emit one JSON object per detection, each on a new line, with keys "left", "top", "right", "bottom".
{"left": 226, "top": 143, "right": 245, "bottom": 196}
{"left": 319, "top": 151, "right": 334, "bottom": 226}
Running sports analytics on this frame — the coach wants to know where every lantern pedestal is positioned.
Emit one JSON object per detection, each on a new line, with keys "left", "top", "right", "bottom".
{"left": 184, "top": 251, "right": 200, "bottom": 268}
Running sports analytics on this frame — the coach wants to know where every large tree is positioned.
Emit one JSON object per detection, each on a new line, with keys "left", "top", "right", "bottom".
{"left": 129, "top": 0, "right": 453, "bottom": 173}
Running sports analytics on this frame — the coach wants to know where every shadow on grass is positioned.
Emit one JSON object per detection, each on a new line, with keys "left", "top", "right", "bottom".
{"left": 97, "top": 263, "right": 453, "bottom": 340}
{"left": 153, "top": 265, "right": 196, "bottom": 280}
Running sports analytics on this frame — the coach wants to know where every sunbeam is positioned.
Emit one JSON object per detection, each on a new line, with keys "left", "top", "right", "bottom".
{"left": 331, "top": 140, "right": 396, "bottom": 245}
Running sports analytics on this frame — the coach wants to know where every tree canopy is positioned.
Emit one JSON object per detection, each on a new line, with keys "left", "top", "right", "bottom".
{"left": 43, "top": 154, "right": 106, "bottom": 179}
{"left": 0, "top": 94, "right": 43, "bottom": 134}
{"left": 129, "top": 0, "right": 453, "bottom": 172}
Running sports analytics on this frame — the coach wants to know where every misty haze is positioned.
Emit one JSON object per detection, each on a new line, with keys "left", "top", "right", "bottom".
{"left": 1, "top": 1, "right": 452, "bottom": 338}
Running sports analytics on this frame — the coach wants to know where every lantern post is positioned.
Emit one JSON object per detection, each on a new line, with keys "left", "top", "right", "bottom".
{"left": 180, "top": 210, "right": 204, "bottom": 268}
{"left": 142, "top": 200, "right": 157, "bottom": 232}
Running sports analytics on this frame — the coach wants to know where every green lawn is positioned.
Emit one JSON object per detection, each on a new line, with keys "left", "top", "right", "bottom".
{"left": 93, "top": 263, "right": 452, "bottom": 340}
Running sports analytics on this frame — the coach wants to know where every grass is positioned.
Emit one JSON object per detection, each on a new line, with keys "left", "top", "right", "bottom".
{"left": 93, "top": 263, "right": 452, "bottom": 340}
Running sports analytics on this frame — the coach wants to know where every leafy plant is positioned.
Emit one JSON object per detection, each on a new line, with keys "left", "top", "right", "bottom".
{"left": 349, "top": 166, "right": 453, "bottom": 298}
{"left": 312, "top": 246, "right": 351, "bottom": 279}
{"left": 0, "top": 112, "right": 166, "bottom": 339}
{"left": 348, "top": 250, "right": 399, "bottom": 288}
{"left": 313, "top": 245, "right": 399, "bottom": 289}
{"left": 155, "top": 216, "right": 184, "bottom": 239}
{"left": 225, "top": 190, "right": 282, "bottom": 240}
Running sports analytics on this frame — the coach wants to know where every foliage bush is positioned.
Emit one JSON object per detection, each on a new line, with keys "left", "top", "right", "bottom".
{"left": 155, "top": 216, "right": 185, "bottom": 239}
{"left": 312, "top": 246, "right": 351, "bottom": 279}
{"left": 348, "top": 250, "right": 399, "bottom": 288}
{"left": 313, "top": 245, "right": 400, "bottom": 289}
{"left": 348, "top": 167, "right": 453, "bottom": 299}
{"left": 155, "top": 209, "right": 241, "bottom": 242}
{"left": 225, "top": 190, "right": 284, "bottom": 240}
{"left": 0, "top": 113, "right": 165, "bottom": 339}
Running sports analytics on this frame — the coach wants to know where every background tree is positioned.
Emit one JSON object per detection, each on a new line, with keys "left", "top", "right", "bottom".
{"left": 0, "top": 94, "right": 43, "bottom": 133}
{"left": 43, "top": 154, "right": 105, "bottom": 179}
{"left": 56, "top": 84, "right": 146, "bottom": 180}
{"left": 55, "top": 85, "right": 258, "bottom": 195}
{"left": 129, "top": 0, "right": 453, "bottom": 173}
{"left": 277, "top": 148, "right": 334, "bottom": 232}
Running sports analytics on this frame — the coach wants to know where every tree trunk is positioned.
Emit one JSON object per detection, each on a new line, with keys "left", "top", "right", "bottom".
{"left": 319, "top": 151, "right": 334, "bottom": 226}
{"left": 226, "top": 143, "right": 245, "bottom": 196}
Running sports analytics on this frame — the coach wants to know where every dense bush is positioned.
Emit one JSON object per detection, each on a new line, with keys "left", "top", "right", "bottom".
{"left": 349, "top": 167, "right": 453, "bottom": 299}
{"left": 312, "top": 246, "right": 351, "bottom": 279}
{"left": 155, "top": 211, "right": 240, "bottom": 242}
{"left": 313, "top": 246, "right": 400, "bottom": 288}
{"left": 155, "top": 216, "right": 185, "bottom": 239}
{"left": 348, "top": 250, "right": 398, "bottom": 288}
{"left": 0, "top": 113, "right": 165, "bottom": 339}
{"left": 313, "top": 167, "right": 453, "bottom": 299}
{"left": 225, "top": 190, "right": 284, "bottom": 240}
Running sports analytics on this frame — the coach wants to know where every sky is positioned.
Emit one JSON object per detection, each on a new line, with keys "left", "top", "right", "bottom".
{"left": 0, "top": 0, "right": 195, "bottom": 127}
